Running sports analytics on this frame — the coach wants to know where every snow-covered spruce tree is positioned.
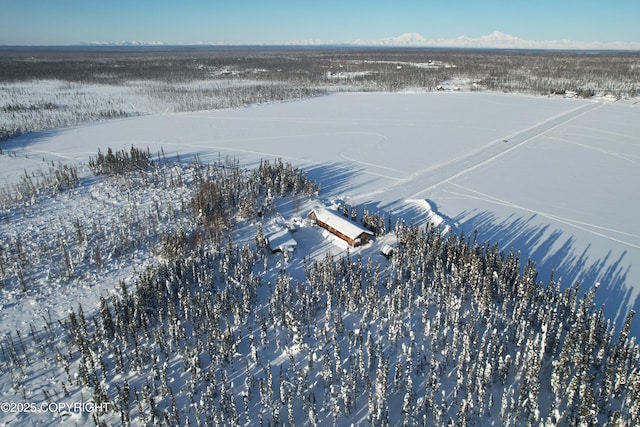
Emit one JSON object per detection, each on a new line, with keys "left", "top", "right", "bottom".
{"left": 88, "top": 146, "right": 154, "bottom": 176}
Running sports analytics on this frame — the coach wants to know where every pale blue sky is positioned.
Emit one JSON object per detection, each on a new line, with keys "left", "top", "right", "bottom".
{"left": 1, "top": 0, "right": 638, "bottom": 46}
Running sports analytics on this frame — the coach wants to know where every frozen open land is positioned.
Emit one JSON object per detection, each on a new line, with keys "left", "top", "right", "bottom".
{"left": 3, "top": 91, "right": 638, "bottom": 335}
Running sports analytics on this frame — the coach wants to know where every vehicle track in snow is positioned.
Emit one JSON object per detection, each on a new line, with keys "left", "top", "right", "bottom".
{"left": 359, "top": 100, "right": 604, "bottom": 203}
{"left": 444, "top": 182, "right": 640, "bottom": 250}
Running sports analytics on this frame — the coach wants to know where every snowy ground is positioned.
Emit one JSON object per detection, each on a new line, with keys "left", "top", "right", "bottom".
{"left": 1, "top": 90, "right": 638, "bottom": 341}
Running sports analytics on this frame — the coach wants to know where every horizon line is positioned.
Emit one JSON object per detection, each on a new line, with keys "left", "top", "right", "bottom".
{"left": 1, "top": 44, "right": 639, "bottom": 53}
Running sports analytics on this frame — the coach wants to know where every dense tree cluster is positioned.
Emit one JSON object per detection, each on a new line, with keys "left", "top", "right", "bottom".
{"left": 1, "top": 155, "right": 637, "bottom": 426}
{"left": 470, "top": 51, "right": 639, "bottom": 98}
{"left": 340, "top": 202, "right": 390, "bottom": 236}
{"left": 190, "top": 157, "right": 320, "bottom": 245}
{"left": 89, "top": 146, "right": 154, "bottom": 176}
{"left": 0, "top": 78, "right": 137, "bottom": 142}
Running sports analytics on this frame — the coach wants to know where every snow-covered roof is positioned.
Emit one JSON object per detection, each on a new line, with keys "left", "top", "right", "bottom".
{"left": 266, "top": 229, "right": 297, "bottom": 252}
{"left": 310, "top": 208, "right": 373, "bottom": 240}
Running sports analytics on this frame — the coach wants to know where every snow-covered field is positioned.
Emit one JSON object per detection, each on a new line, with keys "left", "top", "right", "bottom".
{"left": 1, "top": 90, "right": 640, "bottom": 426}
{"left": 3, "top": 91, "right": 638, "bottom": 335}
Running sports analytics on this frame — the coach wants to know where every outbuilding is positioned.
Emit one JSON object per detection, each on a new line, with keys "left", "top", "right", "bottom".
{"left": 309, "top": 208, "right": 373, "bottom": 247}
{"left": 381, "top": 244, "right": 395, "bottom": 258}
{"left": 265, "top": 229, "right": 297, "bottom": 254}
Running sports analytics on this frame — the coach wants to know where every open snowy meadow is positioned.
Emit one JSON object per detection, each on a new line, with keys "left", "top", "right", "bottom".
{"left": 2, "top": 91, "right": 638, "bottom": 335}
{"left": 1, "top": 88, "right": 639, "bottom": 425}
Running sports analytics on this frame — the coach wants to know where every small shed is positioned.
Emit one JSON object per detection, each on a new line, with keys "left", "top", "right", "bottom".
{"left": 309, "top": 208, "right": 373, "bottom": 247}
{"left": 266, "top": 229, "right": 297, "bottom": 254}
{"left": 381, "top": 244, "right": 395, "bottom": 258}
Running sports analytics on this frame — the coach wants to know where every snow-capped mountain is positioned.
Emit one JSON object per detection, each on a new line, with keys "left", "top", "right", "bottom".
{"left": 351, "top": 32, "right": 428, "bottom": 46}
{"left": 447, "top": 30, "right": 527, "bottom": 48}
{"left": 349, "top": 31, "right": 525, "bottom": 48}
{"left": 347, "top": 31, "right": 640, "bottom": 50}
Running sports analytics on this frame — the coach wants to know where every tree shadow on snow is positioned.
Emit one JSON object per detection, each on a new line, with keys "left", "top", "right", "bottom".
{"left": 304, "top": 161, "right": 380, "bottom": 196}
{"left": 1, "top": 128, "right": 63, "bottom": 152}
{"left": 452, "top": 208, "right": 637, "bottom": 337}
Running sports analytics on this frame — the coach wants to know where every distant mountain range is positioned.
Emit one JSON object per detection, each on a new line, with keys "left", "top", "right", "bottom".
{"left": 82, "top": 32, "right": 640, "bottom": 50}
{"left": 347, "top": 31, "right": 640, "bottom": 50}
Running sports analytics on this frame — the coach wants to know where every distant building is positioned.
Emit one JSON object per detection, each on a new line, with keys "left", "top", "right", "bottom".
{"left": 309, "top": 208, "right": 373, "bottom": 247}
